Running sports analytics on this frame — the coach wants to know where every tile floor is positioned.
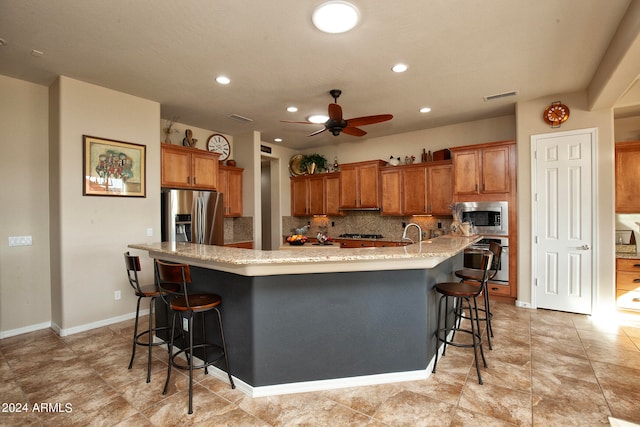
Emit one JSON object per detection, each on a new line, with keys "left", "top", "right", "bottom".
{"left": 1, "top": 302, "right": 640, "bottom": 426}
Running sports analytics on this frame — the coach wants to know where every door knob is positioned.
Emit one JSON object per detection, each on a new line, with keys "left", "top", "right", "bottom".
{"left": 577, "top": 244, "right": 590, "bottom": 250}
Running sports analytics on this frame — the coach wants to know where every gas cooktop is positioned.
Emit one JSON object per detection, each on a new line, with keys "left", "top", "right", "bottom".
{"left": 338, "top": 233, "right": 384, "bottom": 239}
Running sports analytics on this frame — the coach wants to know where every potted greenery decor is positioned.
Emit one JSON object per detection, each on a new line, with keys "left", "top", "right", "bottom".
{"left": 300, "top": 153, "right": 328, "bottom": 174}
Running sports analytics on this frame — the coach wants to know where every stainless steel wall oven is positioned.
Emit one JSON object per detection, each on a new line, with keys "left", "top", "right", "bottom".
{"left": 463, "top": 236, "right": 509, "bottom": 283}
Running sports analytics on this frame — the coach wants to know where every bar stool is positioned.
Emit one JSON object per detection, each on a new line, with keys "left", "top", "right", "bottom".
{"left": 454, "top": 242, "right": 502, "bottom": 349}
{"left": 432, "top": 252, "right": 492, "bottom": 384}
{"left": 124, "top": 251, "right": 178, "bottom": 383}
{"left": 154, "top": 260, "right": 235, "bottom": 415}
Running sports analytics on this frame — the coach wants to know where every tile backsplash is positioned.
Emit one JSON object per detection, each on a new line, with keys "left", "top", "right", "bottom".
{"left": 283, "top": 211, "right": 453, "bottom": 241}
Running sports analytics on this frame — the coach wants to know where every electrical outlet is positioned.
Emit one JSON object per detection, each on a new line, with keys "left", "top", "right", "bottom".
{"left": 114, "top": 290, "right": 121, "bottom": 300}
{"left": 146, "top": 228, "right": 153, "bottom": 237}
{"left": 182, "top": 318, "right": 189, "bottom": 331}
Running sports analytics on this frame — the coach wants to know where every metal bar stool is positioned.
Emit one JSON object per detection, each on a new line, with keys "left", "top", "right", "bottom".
{"left": 433, "top": 252, "right": 492, "bottom": 384}
{"left": 454, "top": 242, "right": 502, "bottom": 349}
{"left": 124, "top": 251, "right": 178, "bottom": 383}
{"left": 155, "top": 259, "right": 235, "bottom": 415}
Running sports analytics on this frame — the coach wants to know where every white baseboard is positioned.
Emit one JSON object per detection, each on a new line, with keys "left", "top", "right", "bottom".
{"left": 0, "top": 321, "right": 52, "bottom": 339}
{"left": 515, "top": 300, "right": 533, "bottom": 309}
{"left": 6, "top": 309, "right": 150, "bottom": 339}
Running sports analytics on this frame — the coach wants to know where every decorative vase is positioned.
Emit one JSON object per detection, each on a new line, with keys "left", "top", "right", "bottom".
{"left": 306, "top": 163, "right": 317, "bottom": 174}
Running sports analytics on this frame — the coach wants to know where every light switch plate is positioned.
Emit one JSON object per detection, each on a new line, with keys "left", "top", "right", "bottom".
{"left": 8, "top": 236, "right": 32, "bottom": 247}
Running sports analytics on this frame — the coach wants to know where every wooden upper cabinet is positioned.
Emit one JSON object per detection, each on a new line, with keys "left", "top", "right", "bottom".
{"left": 381, "top": 168, "right": 403, "bottom": 216}
{"left": 161, "top": 144, "right": 219, "bottom": 190}
{"left": 616, "top": 141, "right": 640, "bottom": 213}
{"left": 218, "top": 165, "right": 243, "bottom": 217}
{"left": 339, "top": 160, "right": 385, "bottom": 209}
{"left": 402, "top": 166, "right": 428, "bottom": 215}
{"left": 451, "top": 141, "right": 514, "bottom": 196}
{"left": 381, "top": 161, "right": 452, "bottom": 216}
{"left": 290, "top": 172, "right": 342, "bottom": 216}
{"left": 428, "top": 163, "right": 453, "bottom": 214}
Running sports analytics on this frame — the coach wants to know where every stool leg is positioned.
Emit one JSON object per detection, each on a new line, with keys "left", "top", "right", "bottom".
{"left": 482, "top": 285, "right": 493, "bottom": 350}
{"left": 214, "top": 307, "right": 235, "bottom": 388}
{"left": 202, "top": 312, "right": 208, "bottom": 376}
{"left": 432, "top": 294, "right": 445, "bottom": 374}
{"left": 145, "top": 297, "right": 155, "bottom": 383}
{"left": 473, "top": 297, "right": 487, "bottom": 369}
{"left": 467, "top": 296, "right": 483, "bottom": 385}
{"left": 163, "top": 311, "right": 177, "bottom": 395}
{"left": 188, "top": 314, "right": 194, "bottom": 415}
{"left": 128, "top": 296, "right": 142, "bottom": 370}
{"left": 442, "top": 295, "right": 450, "bottom": 356}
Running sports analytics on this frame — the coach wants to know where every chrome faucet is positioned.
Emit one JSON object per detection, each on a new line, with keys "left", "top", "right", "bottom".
{"left": 401, "top": 223, "right": 422, "bottom": 244}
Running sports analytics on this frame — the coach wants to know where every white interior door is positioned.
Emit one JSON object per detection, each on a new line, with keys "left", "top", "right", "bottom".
{"left": 532, "top": 128, "right": 596, "bottom": 315}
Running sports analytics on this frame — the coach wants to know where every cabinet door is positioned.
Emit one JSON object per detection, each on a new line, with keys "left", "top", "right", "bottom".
{"left": 481, "top": 145, "right": 510, "bottom": 193}
{"left": 402, "top": 166, "right": 427, "bottom": 214}
{"left": 428, "top": 164, "right": 453, "bottom": 214}
{"left": 358, "top": 163, "right": 380, "bottom": 208}
{"left": 226, "top": 168, "right": 243, "bottom": 217}
{"left": 308, "top": 176, "right": 325, "bottom": 215}
{"left": 616, "top": 141, "right": 640, "bottom": 213}
{"left": 191, "top": 151, "right": 219, "bottom": 190}
{"left": 381, "top": 169, "right": 402, "bottom": 215}
{"left": 453, "top": 149, "right": 480, "bottom": 195}
{"left": 340, "top": 166, "right": 358, "bottom": 208}
{"left": 291, "top": 177, "right": 309, "bottom": 216}
{"left": 325, "top": 174, "right": 342, "bottom": 216}
{"left": 161, "top": 146, "right": 192, "bottom": 188}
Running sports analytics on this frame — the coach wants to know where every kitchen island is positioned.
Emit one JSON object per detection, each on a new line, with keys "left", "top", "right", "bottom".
{"left": 129, "top": 235, "right": 480, "bottom": 397}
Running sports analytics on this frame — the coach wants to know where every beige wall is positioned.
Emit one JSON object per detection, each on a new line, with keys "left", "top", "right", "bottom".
{"left": 50, "top": 76, "right": 161, "bottom": 333}
{"left": 516, "top": 90, "right": 616, "bottom": 312}
{"left": 0, "top": 75, "right": 51, "bottom": 335}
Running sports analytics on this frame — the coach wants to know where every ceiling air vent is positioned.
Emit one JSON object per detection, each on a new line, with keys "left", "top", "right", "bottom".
{"left": 483, "top": 90, "right": 518, "bottom": 102}
{"left": 228, "top": 114, "right": 253, "bottom": 123}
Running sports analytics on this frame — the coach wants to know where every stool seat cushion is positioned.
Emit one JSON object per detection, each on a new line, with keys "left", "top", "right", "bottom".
{"left": 455, "top": 268, "right": 495, "bottom": 281}
{"left": 136, "top": 283, "right": 180, "bottom": 298}
{"left": 170, "top": 293, "right": 222, "bottom": 312}
{"left": 434, "top": 281, "right": 482, "bottom": 297}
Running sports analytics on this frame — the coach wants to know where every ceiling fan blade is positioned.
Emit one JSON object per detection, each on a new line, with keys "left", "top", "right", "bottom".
{"left": 328, "top": 103, "right": 343, "bottom": 121}
{"left": 346, "top": 114, "right": 393, "bottom": 127}
{"left": 280, "top": 120, "right": 316, "bottom": 125}
{"left": 308, "top": 127, "right": 327, "bottom": 137}
{"left": 342, "top": 126, "right": 367, "bottom": 137}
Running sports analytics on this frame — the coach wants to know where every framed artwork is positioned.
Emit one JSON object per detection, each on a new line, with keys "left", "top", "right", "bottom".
{"left": 83, "top": 135, "right": 146, "bottom": 197}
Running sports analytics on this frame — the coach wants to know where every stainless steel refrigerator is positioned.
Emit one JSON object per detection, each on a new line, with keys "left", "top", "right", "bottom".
{"left": 161, "top": 189, "right": 224, "bottom": 245}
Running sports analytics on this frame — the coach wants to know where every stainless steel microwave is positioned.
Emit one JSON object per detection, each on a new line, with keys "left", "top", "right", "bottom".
{"left": 459, "top": 201, "right": 508, "bottom": 236}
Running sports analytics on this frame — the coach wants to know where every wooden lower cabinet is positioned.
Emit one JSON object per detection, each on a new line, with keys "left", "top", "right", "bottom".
{"left": 616, "top": 258, "right": 640, "bottom": 311}
{"left": 334, "top": 239, "right": 409, "bottom": 248}
{"left": 225, "top": 241, "right": 253, "bottom": 249}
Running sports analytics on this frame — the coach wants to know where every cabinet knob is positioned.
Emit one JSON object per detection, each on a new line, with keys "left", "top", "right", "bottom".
{"left": 491, "top": 287, "right": 499, "bottom": 291}
{"left": 634, "top": 264, "right": 640, "bottom": 268}
{"left": 633, "top": 279, "right": 640, "bottom": 283}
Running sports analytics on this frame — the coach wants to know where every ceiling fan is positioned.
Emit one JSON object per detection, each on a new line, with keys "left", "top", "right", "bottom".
{"left": 282, "top": 89, "right": 393, "bottom": 137}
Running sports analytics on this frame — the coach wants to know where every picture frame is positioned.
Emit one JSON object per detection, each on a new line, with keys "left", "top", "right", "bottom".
{"left": 83, "top": 135, "right": 146, "bottom": 197}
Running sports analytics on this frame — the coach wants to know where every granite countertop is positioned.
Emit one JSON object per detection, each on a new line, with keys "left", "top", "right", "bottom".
{"left": 616, "top": 251, "right": 640, "bottom": 259}
{"left": 129, "top": 234, "right": 481, "bottom": 276}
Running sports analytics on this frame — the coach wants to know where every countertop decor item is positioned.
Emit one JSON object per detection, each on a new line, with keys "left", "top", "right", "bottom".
{"left": 207, "top": 133, "right": 230, "bottom": 161}
{"left": 182, "top": 129, "right": 197, "bottom": 148}
{"left": 226, "top": 159, "right": 237, "bottom": 167}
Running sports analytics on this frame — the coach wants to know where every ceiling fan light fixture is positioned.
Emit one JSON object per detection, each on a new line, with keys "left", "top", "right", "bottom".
{"left": 308, "top": 114, "right": 329, "bottom": 124}
{"left": 312, "top": 1, "right": 360, "bottom": 34}
{"left": 287, "top": 106, "right": 298, "bottom": 112}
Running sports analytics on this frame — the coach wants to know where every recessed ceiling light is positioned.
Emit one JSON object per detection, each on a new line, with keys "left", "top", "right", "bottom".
{"left": 287, "top": 106, "right": 298, "bottom": 112}
{"left": 308, "top": 115, "right": 329, "bottom": 124}
{"left": 392, "top": 63, "right": 408, "bottom": 73}
{"left": 419, "top": 107, "right": 431, "bottom": 113}
{"left": 274, "top": 138, "right": 283, "bottom": 142}
{"left": 216, "top": 75, "right": 231, "bottom": 85}
{"left": 312, "top": 1, "right": 360, "bottom": 34}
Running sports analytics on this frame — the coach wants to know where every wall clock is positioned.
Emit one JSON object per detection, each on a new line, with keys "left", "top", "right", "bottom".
{"left": 207, "top": 133, "right": 230, "bottom": 161}
{"left": 543, "top": 101, "right": 570, "bottom": 128}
